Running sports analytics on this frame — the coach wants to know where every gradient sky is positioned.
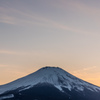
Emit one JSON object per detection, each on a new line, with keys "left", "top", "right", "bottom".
{"left": 0, "top": 0, "right": 100, "bottom": 86}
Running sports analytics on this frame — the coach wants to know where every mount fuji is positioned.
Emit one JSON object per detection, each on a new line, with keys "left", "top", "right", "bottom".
{"left": 0, "top": 66, "right": 100, "bottom": 100}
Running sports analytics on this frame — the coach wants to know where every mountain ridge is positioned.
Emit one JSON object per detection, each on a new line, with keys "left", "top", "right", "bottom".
{"left": 0, "top": 66, "right": 100, "bottom": 100}
{"left": 0, "top": 66, "right": 100, "bottom": 93}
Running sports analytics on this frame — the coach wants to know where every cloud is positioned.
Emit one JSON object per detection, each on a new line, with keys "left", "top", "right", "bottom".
{"left": 0, "top": 50, "right": 32, "bottom": 56}
{"left": 69, "top": 1, "right": 100, "bottom": 16}
{"left": 52, "top": 0, "right": 100, "bottom": 26}
{"left": 72, "top": 66, "right": 97, "bottom": 78}
{"left": 73, "top": 66, "right": 97, "bottom": 74}
{"left": 71, "top": 66, "right": 100, "bottom": 86}
{"left": 53, "top": 0, "right": 100, "bottom": 16}
{"left": 0, "top": 50, "right": 19, "bottom": 55}
{"left": 0, "top": 13, "right": 95, "bottom": 36}
{"left": 83, "top": 66, "right": 97, "bottom": 71}
{"left": 0, "top": 50, "right": 51, "bottom": 57}
{"left": 0, "top": 16, "right": 16, "bottom": 25}
{"left": 0, "top": 2, "right": 99, "bottom": 36}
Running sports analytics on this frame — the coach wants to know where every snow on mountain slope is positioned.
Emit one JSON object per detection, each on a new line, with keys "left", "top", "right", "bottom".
{"left": 0, "top": 94, "right": 14, "bottom": 100}
{"left": 0, "top": 66, "right": 100, "bottom": 94}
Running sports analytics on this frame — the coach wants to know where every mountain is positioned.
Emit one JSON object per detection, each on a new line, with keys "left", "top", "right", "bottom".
{"left": 0, "top": 66, "right": 100, "bottom": 100}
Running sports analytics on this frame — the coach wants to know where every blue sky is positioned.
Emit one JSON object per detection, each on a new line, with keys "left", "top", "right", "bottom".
{"left": 0, "top": 0, "right": 100, "bottom": 86}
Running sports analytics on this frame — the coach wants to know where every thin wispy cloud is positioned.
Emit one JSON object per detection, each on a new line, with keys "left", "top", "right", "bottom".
{"left": 0, "top": 13, "right": 96, "bottom": 36}
{"left": 0, "top": 4, "right": 97, "bottom": 36}
{"left": 0, "top": 50, "right": 31, "bottom": 55}
{"left": 71, "top": 66, "right": 100, "bottom": 85}
{"left": 1, "top": 0, "right": 100, "bottom": 36}
{"left": 69, "top": 1, "right": 100, "bottom": 16}
{"left": 83, "top": 66, "right": 97, "bottom": 71}
{"left": 0, "top": 50, "right": 51, "bottom": 57}
{"left": 0, "top": 50, "right": 19, "bottom": 55}
{"left": 72, "top": 66, "right": 98, "bottom": 81}
{"left": 53, "top": 0, "right": 100, "bottom": 16}
{"left": 0, "top": 15, "right": 16, "bottom": 24}
{"left": 73, "top": 66, "right": 97, "bottom": 74}
{"left": 52, "top": 0, "right": 100, "bottom": 27}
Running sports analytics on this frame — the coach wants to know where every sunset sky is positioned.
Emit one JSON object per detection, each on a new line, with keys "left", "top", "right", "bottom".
{"left": 0, "top": 0, "right": 100, "bottom": 86}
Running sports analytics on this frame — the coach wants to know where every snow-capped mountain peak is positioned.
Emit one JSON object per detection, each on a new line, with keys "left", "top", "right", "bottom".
{"left": 0, "top": 66, "right": 100, "bottom": 94}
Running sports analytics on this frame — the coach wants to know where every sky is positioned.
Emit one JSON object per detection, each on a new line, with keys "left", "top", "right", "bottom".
{"left": 0, "top": 0, "right": 100, "bottom": 86}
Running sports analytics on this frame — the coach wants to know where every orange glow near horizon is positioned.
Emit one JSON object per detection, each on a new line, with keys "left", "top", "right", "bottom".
{"left": 0, "top": 66, "right": 100, "bottom": 87}
{"left": 0, "top": 0, "right": 100, "bottom": 87}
